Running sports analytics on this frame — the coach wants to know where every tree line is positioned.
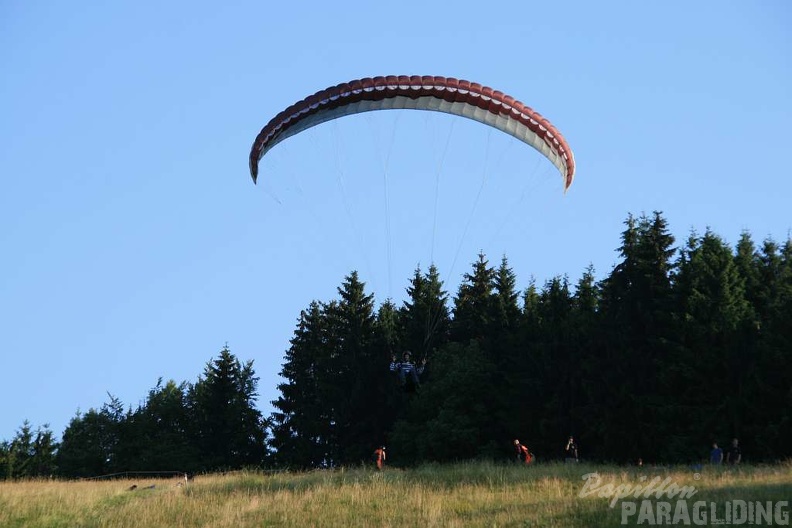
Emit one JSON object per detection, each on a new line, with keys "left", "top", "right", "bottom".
{"left": 0, "top": 348, "right": 268, "bottom": 478}
{"left": 2, "top": 212, "right": 790, "bottom": 477}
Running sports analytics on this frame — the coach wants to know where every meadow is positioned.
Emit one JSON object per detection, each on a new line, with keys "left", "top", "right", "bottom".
{"left": 1, "top": 462, "right": 790, "bottom": 527}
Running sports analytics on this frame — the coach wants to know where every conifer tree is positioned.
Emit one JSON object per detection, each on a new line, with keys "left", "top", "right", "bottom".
{"left": 533, "top": 276, "right": 575, "bottom": 456}
{"left": 56, "top": 397, "right": 125, "bottom": 477}
{"left": 0, "top": 422, "right": 54, "bottom": 478}
{"left": 505, "top": 279, "right": 543, "bottom": 448}
{"left": 742, "top": 237, "right": 792, "bottom": 457}
{"left": 595, "top": 212, "right": 676, "bottom": 461}
{"left": 492, "top": 256, "right": 521, "bottom": 332}
{"left": 664, "top": 229, "right": 750, "bottom": 460}
{"left": 270, "top": 302, "right": 332, "bottom": 468}
{"left": 125, "top": 379, "right": 197, "bottom": 472}
{"left": 321, "top": 272, "right": 383, "bottom": 465}
{"left": 571, "top": 265, "right": 601, "bottom": 454}
{"left": 189, "top": 345, "right": 267, "bottom": 470}
{"left": 399, "top": 264, "right": 450, "bottom": 360}
{"left": 451, "top": 253, "right": 495, "bottom": 344}
{"left": 487, "top": 256, "right": 522, "bottom": 450}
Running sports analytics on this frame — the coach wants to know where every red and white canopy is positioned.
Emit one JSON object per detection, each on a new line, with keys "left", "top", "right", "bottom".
{"left": 250, "top": 75, "right": 575, "bottom": 191}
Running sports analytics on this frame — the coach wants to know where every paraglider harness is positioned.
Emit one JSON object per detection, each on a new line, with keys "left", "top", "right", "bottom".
{"left": 387, "top": 294, "right": 443, "bottom": 393}
{"left": 390, "top": 351, "right": 426, "bottom": 392}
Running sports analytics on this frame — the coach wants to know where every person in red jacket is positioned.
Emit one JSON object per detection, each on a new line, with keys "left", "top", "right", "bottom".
{"left": 514, "top": 439, "right": 533, "bottom": 465}
{"left": 373, "top": 446, "right": 386, "bottom": 470}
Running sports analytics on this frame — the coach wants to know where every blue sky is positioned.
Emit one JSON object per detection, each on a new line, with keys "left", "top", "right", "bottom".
{"left": 1, "top": 1, "right": 789, "bottom": 441}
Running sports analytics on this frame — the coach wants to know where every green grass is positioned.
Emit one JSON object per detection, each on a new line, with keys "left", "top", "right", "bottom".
{"left": 1, "top": 462, "right": 790, "bottom": 527}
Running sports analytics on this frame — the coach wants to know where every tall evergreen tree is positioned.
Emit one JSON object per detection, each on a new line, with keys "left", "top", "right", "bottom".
{"left": 492, "top": 256, "right": 521, "bottom": 332}
{"left": 189, "top": 345, "right": 268, "bottom": 470}
{"left": 321, "top": 272, "right": 384, "bottom": 466}
{"left": 505, "top": 279, "right": 543, "bottom": 451}
{"left": 594, "top": 212, "right": 676, "bottom": 462}
{"left": 0, "top": 422, "right": 57, "bottom": 478}
{"left": 56, "top": 397, "right": 125, "bottom": 478}
{"left": 742, "top": 237, "right": 792, "bottom": 458}
{"left": 4, "top": 421, "right": 35, "bottom": 479}
{"left": 28, "top": 424, "right": 57, "bottom": 477}
{"left": 734, "top": 231, "right": 761, "bottom": 322}
{"left": 571, "top": 265, "right": 602, "bottom": 457}
{"left": 451, "top": 253, "right": 495, "bottom": 344}
{"left": 125, "top": 379, "right": 198, "bottom": 472}
{"left": 664, "top": 229, "right": 750, "bottom": 460}
{"left": 271, "top": 302, "right": 333, "bottom": 468}
{"left": 399, "top": 264, "right": 450, "bottom": 360}
{"left": 487, "top": 256, "right": 522, "bottom": 451}
{"left": 533, "top": 276, "right": 576, "bottom": 457}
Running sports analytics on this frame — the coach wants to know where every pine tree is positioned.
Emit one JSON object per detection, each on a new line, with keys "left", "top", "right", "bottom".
{"left": 486, "top": 256, "right": 522, "bottom": 451}
{"left": 271, "top": 302, "right": 333, "bottom": 468}
{"left": 594, "top": 212, "right": 676, "bottom": 462}
{"left": 451, "top": 253, "right": 495, "bottom": 344}
{"left": 189, "top": 345, "right": 267, "bottom": 471}
{"left": 492, "top": 256, "right": 521, "bottom": 332}
{"left": 742, "top": 237, "right": 792, "bottom": 457}
{"left": 271, "top": 273, "right": 384, "bottom": 469}
{"left": 533, "top": 276, "right": 575, "bottom": 457}
{"left": 125, "top": 379, "right": 197, "bottom": 472}
{"left": 0, "top": 422, "right": 54, "bottom": 478}
{"left": 567, "top": 265, "right": 601, "bottom": 454}
{"left": 505, "top": 279, "right": 543, "bottom": 451}
{"left": 321, "top": 272, "right": 385, "bottom": 465}
{"left": 28, "top": 424, "right": 57, "bottom": 477}
{"left": 56, "top": 397, "right": 125, "bottom": 478}
{"left": 664, "top": 229, "right": 750, "bottom": 460}
{"left": 399, "top": 264, "right": 450, "bottom": 360}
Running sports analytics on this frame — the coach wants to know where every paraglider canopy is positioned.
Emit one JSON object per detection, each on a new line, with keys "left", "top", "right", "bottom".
{"left": 249, "top": 75, "right": 575, "bottom": 191}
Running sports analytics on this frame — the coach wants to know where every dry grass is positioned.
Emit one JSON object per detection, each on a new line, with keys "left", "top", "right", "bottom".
{"left": 1, "top": 462, "right": 790, "bottom": 527}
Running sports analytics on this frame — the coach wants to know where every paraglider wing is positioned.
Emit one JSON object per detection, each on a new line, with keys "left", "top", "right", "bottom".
{"left": 249, "top": 75, "right": 575, "bottom": 191}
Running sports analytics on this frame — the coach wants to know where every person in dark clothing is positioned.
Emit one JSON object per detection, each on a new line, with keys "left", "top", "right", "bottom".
{"left": 390, "top": 351, "right": 426, "bottom": 387}
{"left": 710, "top": 442, "right": 724, "bottom": 465}
{"left": 725, "top": 438, "right": 741, "bottom": 465}
{"left": 565, "top": 436, "right": 579, "bottom": 462}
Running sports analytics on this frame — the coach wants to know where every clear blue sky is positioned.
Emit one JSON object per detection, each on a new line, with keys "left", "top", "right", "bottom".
{"left": 1, "top": 1, "right": 789, "bottom": 441}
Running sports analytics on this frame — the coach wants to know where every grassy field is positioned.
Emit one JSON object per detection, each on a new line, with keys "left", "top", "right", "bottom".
{"left": 1, "top": 462, "right": 790, "bottom": 527}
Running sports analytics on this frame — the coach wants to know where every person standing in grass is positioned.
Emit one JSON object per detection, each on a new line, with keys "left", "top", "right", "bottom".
{"left": 726, "top": 438, "right": 741, "bottom": 465}
{"left": 513, "top": 439, "right": 533, "bottom": 465}
{"left": 565, "top": 436, "right": 579, "bottom": 462}
{"left": 710, "top": 442, "right": 724, "bottom": 464}
{"left": 373, "top": 446, "right": 386, "bottom": 470}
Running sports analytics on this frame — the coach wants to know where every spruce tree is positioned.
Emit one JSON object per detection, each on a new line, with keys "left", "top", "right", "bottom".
{"left": 665, "top": 229, "right": 750, "bottom": 460}
{"left": 534, "top": 276, "right": 575, "bottom": 457}
{"left": 595, "top": 212, "right": 676, "bottom": 462}
{"left": 451, "top": 253, "right": 495, "bottom": 344}
{"left": 567, "top": 266, "right": 600, "bottom": 456}
{"left": 399, "top": 264, "right": 450, "bottom": 360}
{"left": 125, "top": 379, "right": 197, "bottom": 472}
{"left": 742, "top": 237, "right": 792, "bottom": 457}
{"left": 321, "top": 272, "right": 383, "bottom": 466}
{"left": 189, "top": 345, "right": 267, "bottom": 470}
{"left": 56, "top": 398, "right": 124, "bottom": 478}
{"left": 270, "top": 302, "right": 332, "bottom": 468}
